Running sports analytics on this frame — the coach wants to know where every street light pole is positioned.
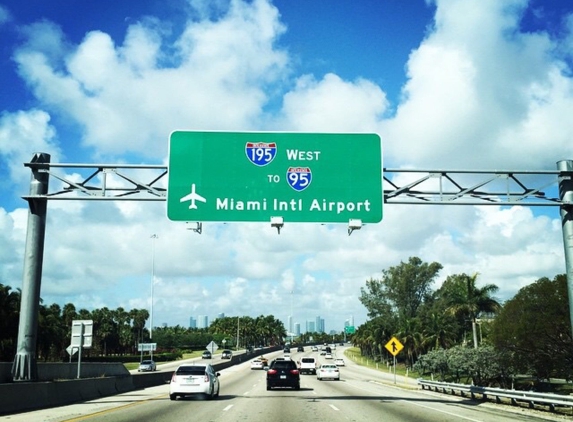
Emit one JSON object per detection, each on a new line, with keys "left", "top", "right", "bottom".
{"left": 150, "top": 234, "right": 158, "bottom": 342}
{"left": 236, "top": 316, "right": 240, "bottom": 350}
{"left": 290, "top": 290, "right": 293, "bottom": 343}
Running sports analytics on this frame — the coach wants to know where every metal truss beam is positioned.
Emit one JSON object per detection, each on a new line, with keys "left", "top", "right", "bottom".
{"left": 21, "top": 162, "right": 567, "bottom": 206}
{"left": 22, "top": 163, "right": 167, "bottom": 201}
{"left": 383, "top": 168, "right": 563, "bottom": 206}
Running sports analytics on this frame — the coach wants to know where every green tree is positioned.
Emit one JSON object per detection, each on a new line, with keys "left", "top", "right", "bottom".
{"left": 359, "top": 257, "right": 443, "bottom": 322}
{"left": 92, "top": 307, "right": 117, "bottom": 356}
{"left": 491, "top": 275, "right": 573, "bottom": 380}
{"left": 0, "top": 284, "right": 20, "bottom": 361}
{"left": 352, "top": 316, "right": 396, "bottom": 362}
{"left": 130, "top": 308, "right": 149, "bottom": 344}
{"left": 421, "top": 311, "right": 458, "bottom": 351}
{"left": 443, "top": 273, "right": 501, "bottom": 348}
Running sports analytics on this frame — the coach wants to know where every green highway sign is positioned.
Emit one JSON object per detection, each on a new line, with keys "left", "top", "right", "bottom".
{"left": 344, "top": 326, "right": 356, "bottom": 334}
{"left": 167, "top": 131, "right": 383, "bottom": 223}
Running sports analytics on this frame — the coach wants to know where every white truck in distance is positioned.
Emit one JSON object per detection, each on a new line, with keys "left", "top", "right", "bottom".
{"left": 299, "top": 357, "right": 317, "bottom": 375}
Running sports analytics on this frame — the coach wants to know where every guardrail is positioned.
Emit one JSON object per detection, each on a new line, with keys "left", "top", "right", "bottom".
{"left": 418, "top": 379, "right": 573, "bottom": 414}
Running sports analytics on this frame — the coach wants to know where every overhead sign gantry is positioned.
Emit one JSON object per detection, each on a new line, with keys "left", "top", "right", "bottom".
{"left": 11, "top": 153, "right": 573, "bottom": 384}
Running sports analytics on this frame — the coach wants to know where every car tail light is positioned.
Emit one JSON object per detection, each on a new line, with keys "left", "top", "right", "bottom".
{"left": 267, "top": 369, "right": 277, "bottom": 375}
{"left": 171, "top": 373, "right": 177, "bottom": 382}
{"left": 290, "top": 369, "right": 299, "bottom": 375}
{"left": 204, "top": 374, "right": 209, "bottom": 382}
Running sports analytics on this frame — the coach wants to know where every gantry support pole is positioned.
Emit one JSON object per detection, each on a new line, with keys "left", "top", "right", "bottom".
{"left": 558, "top": 160, "right": 573, "bottom": 339}
{"left": 11, "top": 153, "right": 50, "bottom": 381}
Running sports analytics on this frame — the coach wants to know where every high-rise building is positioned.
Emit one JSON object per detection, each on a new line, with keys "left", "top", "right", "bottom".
{"left": 315, "top": 316, "right": 325, "bottom": 333}
{"left": 287, "top": 315, "right": 293, "bottom": 334}
{"left": 189, "top": 316, "right": 196, "bottom": 329}
{"left": 294, "top": 322, "right": 301, "bottom": 336}
{"left": 197, "top": 315, "right": 209, "bottom": 329}
{"left": 306, "top": 320, "right": 315, "bottom": 333}
{"left": 217, "top": 312, "right": 225, "bottom": 319}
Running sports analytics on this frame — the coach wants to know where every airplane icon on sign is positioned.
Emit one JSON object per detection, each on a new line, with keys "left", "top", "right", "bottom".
{"left": 180, "top": 184, "right": 206, "bottom": 209}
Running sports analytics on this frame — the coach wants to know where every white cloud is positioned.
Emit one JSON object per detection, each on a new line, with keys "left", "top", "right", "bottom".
{"left": 277, "top": 73, "right": 389, "bottom": 132}
{"left": 13, "top": 0, "right": 288, "bottom": 160}
{"left": 0, "top": 109, "right": 61, "bottom": 188}
{"left": 383, "top": 0, "right": 573, "bottom": 169}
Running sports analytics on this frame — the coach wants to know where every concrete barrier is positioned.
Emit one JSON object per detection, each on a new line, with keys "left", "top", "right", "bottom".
{"left": 0, "top": 376, "right": 135, "bottom": 415}
{"left": 131, "top": 370, "right": 173, "bottom": 389}
{"left": 0, "top": 362, "right": 129, "bottom": 383}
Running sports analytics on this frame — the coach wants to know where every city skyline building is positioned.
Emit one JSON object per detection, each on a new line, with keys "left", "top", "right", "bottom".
{"left": 315, "top": 316, "right": 325, "bottom": 333}
{"left": 197, "top": 315, "right": 209, "bottom": 329}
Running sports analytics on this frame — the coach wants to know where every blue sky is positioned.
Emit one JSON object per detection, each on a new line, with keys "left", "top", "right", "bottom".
{"left": 0, "top": 0, "right": 572, "bottom": 333}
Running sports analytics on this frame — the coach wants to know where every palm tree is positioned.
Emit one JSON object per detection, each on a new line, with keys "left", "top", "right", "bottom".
{"left": 422, "top": 312, "right": 457, "bottom": 351}
{"left": 445, "top": 273, "right": 501, "bottom": 348}
{"left": 396, "top": 318, "right": 423, "bottom": 367}
{"left": 0, "top": 284, "right": 20, "bottom": 360}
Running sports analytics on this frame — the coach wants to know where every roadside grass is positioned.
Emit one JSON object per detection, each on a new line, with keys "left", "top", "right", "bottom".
{"left": 344, "top": 347, "right": 421, "bottom": 379}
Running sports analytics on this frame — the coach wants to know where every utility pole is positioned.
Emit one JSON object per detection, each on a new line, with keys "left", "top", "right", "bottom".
{"left": 236, "top": 316, "right": 240, "bottom": 350}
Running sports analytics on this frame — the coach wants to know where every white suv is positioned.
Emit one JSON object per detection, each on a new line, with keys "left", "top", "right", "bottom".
{"left": 299, "top": 357, "right": 317, "bottom": 375}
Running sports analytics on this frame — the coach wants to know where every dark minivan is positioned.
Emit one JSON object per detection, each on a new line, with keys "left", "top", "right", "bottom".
{"left": 266, "top": 359, "right": 300, "bottom": 390}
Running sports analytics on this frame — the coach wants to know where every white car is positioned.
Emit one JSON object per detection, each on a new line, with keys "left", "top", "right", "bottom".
{"left": 325, "top": 353, "right": 333, "bottom": 359}
{"left": 334, "top": 358, "right": 345, "bottom": 366}
{"left": 311, "top": 346, "right": 319, "bottom": 352}
{"left": 250, "top": 359, "right": 265, "bottom": 370}
{"left": 169, "top": 364, "right": 220, "bottom": 400}
{"left": 137, "top": 359, "right": 156, "bottom": 372}
{"left": 317, "top": 364, "right": 340, "bottom": 381}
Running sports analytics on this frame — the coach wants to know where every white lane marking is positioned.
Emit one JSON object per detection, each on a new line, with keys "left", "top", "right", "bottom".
{"left": 329, "top": 404, "right": 340, "bottom": 411}
{"left": 338, "top": 379, "right": 483, "bottom": 421}
{"left": 244, "top": 391, "right": 250, "bottom": 395}
{"left": 223, "top": 405, "right": 233, "bottom": 412}
{"left": 403, "top": 400, "right": 483, "bottom": 422}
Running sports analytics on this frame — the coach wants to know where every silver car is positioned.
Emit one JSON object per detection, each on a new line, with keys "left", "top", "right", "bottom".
{"left": 169, "top": 364, "right": 220, "bottom": 400}
{"left": 137, "top": 360, "right": 156, "bottom": 372}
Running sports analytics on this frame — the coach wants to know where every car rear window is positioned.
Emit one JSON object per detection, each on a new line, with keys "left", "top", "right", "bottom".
{"left": 176, "top": 366, "right": 206, "bottom": 375}
{"left": 301, "top": 358, "right": 315, "bottom": 363}
{"left": 272, "top": 361, "right": 297, "bottom": 369}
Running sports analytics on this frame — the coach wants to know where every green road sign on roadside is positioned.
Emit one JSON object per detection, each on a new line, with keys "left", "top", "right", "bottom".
{"left": 344, "top": 326, "right": 356, "bottom": 334}
{"left": 167, "top": 131, "right": 383, "bottom": 223}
